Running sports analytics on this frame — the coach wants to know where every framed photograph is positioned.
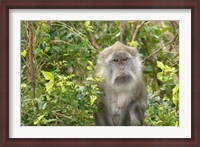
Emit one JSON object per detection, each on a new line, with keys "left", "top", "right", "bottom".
{"left": 1, "top": 0, "right": 199, "bottom": 146}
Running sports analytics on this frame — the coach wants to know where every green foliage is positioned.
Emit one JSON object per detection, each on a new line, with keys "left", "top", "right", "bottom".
{"left": 21, "top": 21, "right": 179, "bottom": 126}
{"left": 145, "top": 61, "right": 179, "bottom": 126}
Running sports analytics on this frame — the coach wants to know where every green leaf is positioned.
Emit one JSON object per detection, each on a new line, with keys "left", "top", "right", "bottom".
{"left": 45, "top": 81, "right": 54, "bottom": 94}
{"left": 127, "top": 41, "right": 139, "bottom": 47}
{"left": 46, "top": 95, "right": 51, "bottom": 101}
{"left": 46, "top": 119, "right": 56, "bottom": 123}
{"left": 41, "top": 71, "right": 54, "bottom": 81}
{"left": 87, "top": 66, "right": 93, "bottom": 71}
{"left": 34, "top": 114, "right": 45, "bottom": 125}
{"left": 86, "top": 26, "right": 94, "bottom": 32}
{"left": 42, "top": 103, "right": 47, "bottom": 110}
{"left": 165, "top": 66, "right": 175, "bottom": 72}
{"left": 154, "top": 29, "right": 162, "bottom": 36}
{"left": 86, "top": 77, "right": 93, "bottom": 81}
{"left": 66, "top": 81, "right": 73, "bottom": 86}
{"left": 21, "top": 83, "right": 27, "bottom": 88}
{"left": 163, "top": 96, "right": 170, "bottom": 102}
{"left": 157, "top": 72, "right": 163, "bottom": 81}
{"left": 157, "top": 61, "right": 165, "bottom": 70}
{"left": 38, "top": 115, "right": 45, "bottom": 121}
{"left": 84, "top": 21, "right": 94, "bottom": 32}
{"left": 87, "top": 61, "right": 94, "bottom": 66}
{"left": 175, "top": 121, "right": 179, "bottom": 126}
{"left": 34, "top": 48, "right": 43, "bottom": 56}
{"left": 33, "top": 121, "right": 39, "bottom": 125}
{"left": 84, "top": 21, "right": 90, "bottom": 28}
{"left": 173, "top": 84, "right": 179, "bottom": 94}
{"left": 45, "top": 47, "right": 50, "bottom": 52}
{"left": 165, "top": 110, "right": 176, "bottom": 124}
{"left": 52, "top": 46, "right": 61, "bottom": 53}
{"left": 172, "top": 84, "right": 179, "bottom": 106}
{"left": 90, "top": 95, "right": 97, "bottom": 105}
{"left": 41, "top": 22, "right": 47, "bottom": 28}
{"left": 115, "top": 32, "right": 120, "bottom": 38}
{"left": 21, "top": 50, "right": 27, "bottom": 57}
{"left": 57, "top": 81, "right": 63, "bottom": 87}
{"left": 61, "top": 86, "right": 66, "bottom": 92}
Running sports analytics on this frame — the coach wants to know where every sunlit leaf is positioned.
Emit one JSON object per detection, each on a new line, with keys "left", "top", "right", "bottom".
{"left": 21, "top": 50, "right": 27, "bottom": 57}
{"left": 87, "top": 61, "right": 94, "bottom": 66}
{"left": 172, "top": 84, "right": 179, "bottom": 106}
{"left": 42, "top": 103, "right": 47, "bottom": 110}
{"left": 87, "top": 66, "right": 93, "bottom": 71}
{"left": 127, "top": 41, "right": 139, "bottom": 47}
{"left": 157, "top": 61, "right": 165, "bottom": 70}
{"left": 45, "top": 81, "right": 54, "bottom": 94}
{"left": 84, "top": 21, "right": 90, "bottom": 28}
{"left": 21, "top": 83, "right": 27, "bottom": 88}
{"left": 38, "top": 115, "right": 45, "bottom": 121}
{"left": 86, "top": 26, "right": 94, "bottom": 32}
{"left": 90, "top": 95, "right": 97, "bottom": 105}
{"left": 157, "top": 72, "right": 163, "bottom": 81}
{"left": 41, "top": 71, "right": 54, "bottom": 81}
{"left": 86, "top": 77, "right": 93, "bottom": 81}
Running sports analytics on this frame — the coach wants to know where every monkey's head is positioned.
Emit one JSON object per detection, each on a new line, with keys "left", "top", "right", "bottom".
{"left": 95, "top": 42, "right": 142, "bottom": 91}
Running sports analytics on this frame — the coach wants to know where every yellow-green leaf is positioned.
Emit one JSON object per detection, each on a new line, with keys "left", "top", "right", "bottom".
{"left": 86, "top": 77, "right": 93, "bottom": 81}
{"left": 173, "top": 84, "right": 179, "bottom": 94}
{"left": 87, "top": 66, "right": 93, "bottom": 71}
{"left": 41, "top": 71, "right": 54, "bottom": 81}
{"left": 172, "top": 84, "right": 179, "bottom": 106}
{"left": 46, "top": 95, "right": 51, "bottom": 101}
{"left": 38, "top": 115, "right": 45, "bottom": 121}
{"left": 86, "top": 26, "right": 94, "bottom": 32}
{"left": 157, "top": 72, "right": 163, "bottom": 81}
{"left": 21, "top": 83, "right": 27, "bottom": 88}
{"left": 90, "top": 95, "right": 97, "bottom": 105}
{"left": 87, "top": 61, "right": 94, "bottom": 66}
{"left": 45, "top": 81, "right": 54, "bottom": 94}
{"left": 127, "top": 41, "right": 139, "bottom": 47}
{"left": 84, "top": 21, "right": 90, "bottom": 27}
{"left": 57, "top": 81, "right": 63, "bottom": 87}
{"left": 21, "top": 50, "right": 27, "bottom": 57}
{"left": 33, "top": 120, "right": 39, "bottom": 125}
{"left": 157, "top": 61, "right": 165, "bottom": 70}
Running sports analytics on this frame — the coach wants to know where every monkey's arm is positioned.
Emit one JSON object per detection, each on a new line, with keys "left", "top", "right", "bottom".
{"left": 94, "top": 102, "right": 114, "bottom": 126}
{"left": 129, "top": 82, "right": 147, "bottom": 126}
{"left": 128, "top": 101, "right": 145, "bottom": 125}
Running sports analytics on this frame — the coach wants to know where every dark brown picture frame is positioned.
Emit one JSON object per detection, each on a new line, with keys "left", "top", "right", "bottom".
{"left": 0, "top": 0, "right": 199, "bottom": 146}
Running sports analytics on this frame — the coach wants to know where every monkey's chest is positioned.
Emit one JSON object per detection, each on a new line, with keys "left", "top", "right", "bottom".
{"left": 111, "top": 95, "right": 126, "bottom": 111}
{"left": 111, "top": 92, "right": 130, "bottom": 105}
{"left": 110, "top": 93, "right": 129, "bottom": 125}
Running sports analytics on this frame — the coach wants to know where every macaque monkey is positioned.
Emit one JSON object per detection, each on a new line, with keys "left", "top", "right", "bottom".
{"left": 94, "top": 41, "right": 147, "bottom": 126}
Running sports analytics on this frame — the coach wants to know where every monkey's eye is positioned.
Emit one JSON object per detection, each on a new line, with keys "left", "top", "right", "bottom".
{"left": 122, "top": 58, "right": 128, "bottom": 61}
{"left": 113, "top": 59, "right": 119, "bottom": 62}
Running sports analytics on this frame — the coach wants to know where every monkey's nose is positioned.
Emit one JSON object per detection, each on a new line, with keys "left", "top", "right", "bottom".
{"left": 120, "top": 67, "right": 124, "bottom": 70}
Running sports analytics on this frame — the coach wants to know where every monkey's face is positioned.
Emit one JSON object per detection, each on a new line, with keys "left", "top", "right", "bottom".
{"left": 106, "top": 51, "right": 137, "bottom": 86}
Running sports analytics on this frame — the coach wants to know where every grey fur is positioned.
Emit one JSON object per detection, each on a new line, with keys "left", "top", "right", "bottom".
{"left": 94, "top": 42, "right": 147, "bottom": 126}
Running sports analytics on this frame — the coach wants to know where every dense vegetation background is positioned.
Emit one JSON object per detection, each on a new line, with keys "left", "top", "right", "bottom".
{"left": 21, "top": 21, "right": 179, "bottom": 126}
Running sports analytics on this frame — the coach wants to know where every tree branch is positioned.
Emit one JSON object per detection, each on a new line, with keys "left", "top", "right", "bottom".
{"left": 142, "top": 34, "right": 178, "bottom": 62}
{"left": 142, "top": 38, "right": 161, "bottom": 87}
{"left": 89, "top": 31, "right": 99, "bottom": 49}
{"left": 131, "top": 21, "right": 147, "bottom": 41}
{"left": 119, "top": 21, "right": 124, "bottom": 42}
{"left": 26, "top": 21, "right": 39, "bottom": 116}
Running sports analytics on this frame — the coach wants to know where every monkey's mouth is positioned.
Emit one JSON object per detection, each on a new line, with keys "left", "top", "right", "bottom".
{"left": 114, "top": 75, "right": 133, "bottom": 84}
